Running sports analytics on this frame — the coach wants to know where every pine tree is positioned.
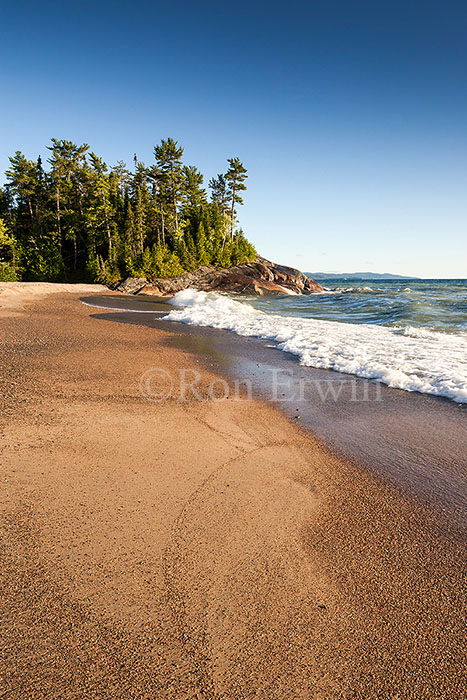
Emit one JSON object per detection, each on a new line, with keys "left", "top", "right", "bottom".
{"left": 225, "top": 158, "right": 247, "bottom": 241}
{"left": 47, "top": 138, "right": 89, "bottom": 276}
{"left": 147, "top": 165, "right": 166, "bottom": 244}
{"left": 5, "top": 151, "right": 60, "bottom": 280}
{"left": 2, "top": 137, "right": 255, "bottom": 282}
{"left": 5, "top": 152, "right": 37, "bottom": 224}
{"left": 154, "top": 138, "right": 184, "bottom": 236}
{"left": 0, "top": 218, "right": 18, "bottom": 280}
{"left": 112, "top": 161, "right": 130, "bottom": 196}
{"left": 86, "top": 153, "right": 115, "bottom": 264}
{"left": 195, "top": 221, "right": 210, "bottom": 266}
{"left": 209, "top": 173, "right": 228, "bottom": 215}
{"left": 183, "top": 166, "right": 206, "bottom": 209}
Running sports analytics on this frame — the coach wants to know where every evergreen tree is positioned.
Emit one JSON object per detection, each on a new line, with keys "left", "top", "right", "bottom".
{"left": 1, "top": 137, "right": 255, "bottom": 282}
{"left": 209, "top": 173, "right": 228, "bottom": 215}
{"left": 5, "top": 152, "right": 38, "bottom": 224}
{"left": 195, "top": 221, "right": 210, "bottom": 266}
{"left": 183, "top": 166, "right": 206, "bottom": 209}
{"left": 147, "top": 164, "right": 166, "bottom": 245}
{"left": 225, "top": 157, "right": 247, "bottom": 241}
{"left": 154, "top": 138, "right": 184, "bottom": 236}
{"left": 0, "top": 218, "right": 18, "bottom": 280}
{"left": 86, "top": 153, "right": 115, "bottom": 265}
{"left": 47, "top": 138, "right": 89, "bottom": 275}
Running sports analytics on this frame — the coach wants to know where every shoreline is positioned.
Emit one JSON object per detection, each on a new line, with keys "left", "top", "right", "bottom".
{"left": 1, "top": 284, "right": 465, "bottom": 698}
{"left": 84, "top": 292, "right": 467, "bottom": 534}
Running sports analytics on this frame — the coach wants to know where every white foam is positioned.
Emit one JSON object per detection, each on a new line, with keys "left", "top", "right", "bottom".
{"left": 317, "top": 286, "right": 385, "bottom": 295}
{"left": 80, "top": 300, "right": 163, "bottom": 313}
{"left": 165, "top": 289, "right": 467, "bottom": 404}
{"left": 276, "top": 285, "right": 300, "bottom": 295}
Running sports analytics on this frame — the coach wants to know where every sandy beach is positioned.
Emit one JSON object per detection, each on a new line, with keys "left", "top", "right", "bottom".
{"left": 1, "top": 284, "right": 465, "bottom": 699}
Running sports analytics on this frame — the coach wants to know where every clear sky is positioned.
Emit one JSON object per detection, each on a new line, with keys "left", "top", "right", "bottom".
{"left": 1, "top": 0, "right": 466, "bottom": 277}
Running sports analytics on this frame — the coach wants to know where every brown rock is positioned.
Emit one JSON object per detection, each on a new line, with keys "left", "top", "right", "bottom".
{"left": 109, "top": 257, "right": 324, "bottom": 297}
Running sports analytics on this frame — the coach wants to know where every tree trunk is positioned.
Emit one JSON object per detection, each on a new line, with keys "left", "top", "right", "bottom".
{"left": 56, "top": 187, "right": 61, "bottom": 239}
{"left": 56, "top": 185, "right": 66, "bottom": 277}
{"left": 221, "top": 228, "right": 227, "bottom": 253}
{"left": 173, "top": 189, "right": 178, "bottom": 231}
{"left": 104, "top": 206, "right": 112, "bottom": 258}
{"left": 230, "top": 185, "right": 236, "bottom": 241}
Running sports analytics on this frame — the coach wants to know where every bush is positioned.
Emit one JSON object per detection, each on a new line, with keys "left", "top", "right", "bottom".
{"left": 85, "top": 253, "right": 101, "bottom": 282}
{"left": 19, "top": 236, "right": 64, "bottom": 281}
{"left": 0, "top": 262, "right": 18, "bottom": 281}
{"left": 126, "top": 245, "right": 185, "bottom": 279}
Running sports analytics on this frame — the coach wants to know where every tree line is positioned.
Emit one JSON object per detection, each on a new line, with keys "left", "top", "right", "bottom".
{"left": 0, "top": 137, "right": 255, "bottom": 282}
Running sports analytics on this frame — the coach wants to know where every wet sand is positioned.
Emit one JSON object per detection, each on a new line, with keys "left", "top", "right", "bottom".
{"left": 85, "top": 294, "right": 467, "bottom": 532}
{"left": 1, "top": 286, "right": 466, "bottom": 698}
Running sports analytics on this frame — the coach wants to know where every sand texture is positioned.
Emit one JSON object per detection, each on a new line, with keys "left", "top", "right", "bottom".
{"left": 0, "top": 286, "right": 465, "bottom": 698}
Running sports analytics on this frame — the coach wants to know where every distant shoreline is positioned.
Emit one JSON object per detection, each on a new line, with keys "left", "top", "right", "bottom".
{"left": 306, "top": 271, "right": 419, "bottom": 280}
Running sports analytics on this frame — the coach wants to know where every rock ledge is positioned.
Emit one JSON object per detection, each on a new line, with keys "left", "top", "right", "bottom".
{"left": 109, "top": 257, "right": 324, "bottom": 297}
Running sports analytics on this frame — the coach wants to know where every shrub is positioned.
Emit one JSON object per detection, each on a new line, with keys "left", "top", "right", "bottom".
{"left": 0, "top": 262, "right": 18, "bottom": 281}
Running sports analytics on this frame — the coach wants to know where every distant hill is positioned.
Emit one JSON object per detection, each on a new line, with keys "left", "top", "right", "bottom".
{"left": 306, "top": 272, "right": 419, "bottom": 280}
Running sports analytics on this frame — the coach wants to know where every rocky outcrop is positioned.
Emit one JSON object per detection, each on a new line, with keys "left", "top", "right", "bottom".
{"left": 109, "top": 257, "right": 324, "bottom": 297}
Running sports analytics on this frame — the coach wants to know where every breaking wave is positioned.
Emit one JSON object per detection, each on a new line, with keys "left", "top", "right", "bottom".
{"left": 319, "top": 286, "right": 385, "bottom": 294}
{"left": 165, "top": 289, "right": 467, "bottom": 404}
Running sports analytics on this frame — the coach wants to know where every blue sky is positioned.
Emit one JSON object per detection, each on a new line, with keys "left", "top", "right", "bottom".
{"left": 1, "top": 0, "right": 466, "bottom": 277}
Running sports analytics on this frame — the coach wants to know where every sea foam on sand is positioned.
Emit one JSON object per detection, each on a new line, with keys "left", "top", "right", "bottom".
{"left": 166, "top": 289, "right": 467, "bottom": 404}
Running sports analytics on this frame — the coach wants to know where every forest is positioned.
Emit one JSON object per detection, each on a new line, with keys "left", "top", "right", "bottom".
{"left": 0, "top": 138, "right": 256, "bottom": 282}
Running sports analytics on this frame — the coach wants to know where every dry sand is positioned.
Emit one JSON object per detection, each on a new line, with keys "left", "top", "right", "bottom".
{"left": 0, "top": 283, "right": 465, "bottom": 699}
{"left": 0, "top": 282, "right": 105, "bottom": 317}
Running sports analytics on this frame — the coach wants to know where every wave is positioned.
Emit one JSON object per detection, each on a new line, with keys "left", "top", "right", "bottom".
{"left": 80, "top": 300, "right": 164, "bottom": 313}
{"left": 165, "top": 289, "right": 467, "bottom": 404}
{"left": 318, "top": 286, "right": 418, "bottom": 296}
{"left": 319, "top": 286, "right": 386, "bottom": 295}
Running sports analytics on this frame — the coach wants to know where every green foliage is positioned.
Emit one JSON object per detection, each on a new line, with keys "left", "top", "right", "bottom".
{"left": 19, "top": 236, "right": 63, "bottom": 282}
{"left": 2, "top": 138, "right": 255, "bottom": 282}
{"left": 0, "top": 218, "right": 14, "bottom": 259}
{"left": 126, "top": 245, "right": 184, "bottom": 279}
{"left": 0, "top": 217, "right": 19, "bottom": 280}
{"left": 85, "top": 252, "right": 101, "bottom": 283}
{"left": 195, "top": 222, "right": 210, "bottom": 266}
{"left": 0, "top": 262, "right": 18, "bottom": 281}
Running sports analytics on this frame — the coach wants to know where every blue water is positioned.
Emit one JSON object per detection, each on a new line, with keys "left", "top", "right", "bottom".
{"left": 167, "top": 281, "right": 467, "bottom": 403}
{"left": 249, "top": 279, "right": 467, "bottom": 335}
